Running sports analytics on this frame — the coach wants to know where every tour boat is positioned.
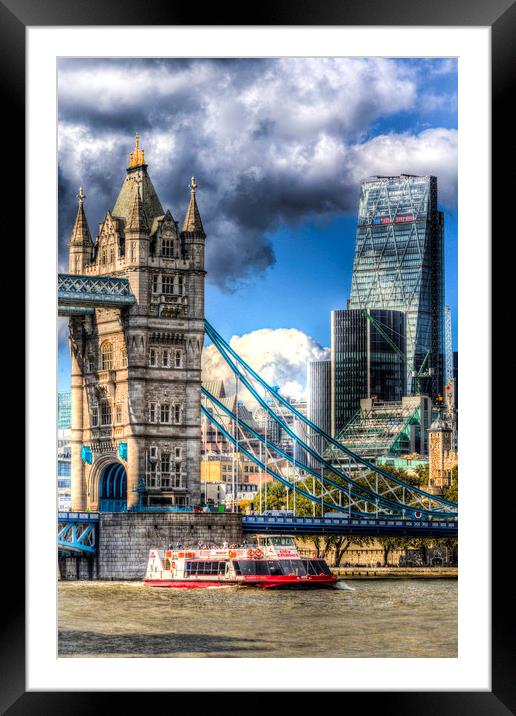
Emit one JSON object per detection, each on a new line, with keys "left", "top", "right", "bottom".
{"left": 144, "top": 535, "right": 337, "bottom": 589}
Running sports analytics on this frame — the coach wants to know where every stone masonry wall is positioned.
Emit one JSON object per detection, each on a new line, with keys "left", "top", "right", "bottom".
{"left": 59, "top": 512, "right": 243, "bottom": 581}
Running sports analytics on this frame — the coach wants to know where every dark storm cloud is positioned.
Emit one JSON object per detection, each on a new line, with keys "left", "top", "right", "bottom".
{"left": 58, "top": 58, "right": 457, "bottom": 288}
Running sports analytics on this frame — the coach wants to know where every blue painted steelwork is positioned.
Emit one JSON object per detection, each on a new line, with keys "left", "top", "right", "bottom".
{"left": 243, "top": 515, "right": 458, "bottom": 538}
{"left": 203, "top": 387, "right": 386, "bottom": 517}
{"left": 204, "top": 320, "right": 457, "bottom": 517}
{"left": 201, "top": 404, "right": 363, "bottom": 517}
{"left": 57, "top": 512, "right": 98, "bottom": 554}
{"left": 57, "top": 274, "right": 135, "bottom": 310}
{"left": 81, "top": 445, "right": 92, "bottom": 464}
{"left": 99, "top": 462, "right": 127, "bottom": 512}
{"left": 118, "top": 442, "right": 128, "bottom": 461}
{"left": 58, "top": 306, "right": 95, "bottom": 316}
{"left": 129, "top": 506, "right": 198, "bottom": 513}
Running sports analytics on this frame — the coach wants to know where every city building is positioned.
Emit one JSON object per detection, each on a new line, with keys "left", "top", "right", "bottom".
{"left": 252, "top": 396, "right": 308, "bottom": 459}
{"left": 57, "top": 428, "right": 72, "bottom": 510}
{"left": 203, "top": 480, "right": 258, "bottom": 509}
{"left": 331, "top": 394, "right": 433, "bottom": 464}
{"left": 348, "top": 174, "right": 445, "bottom": 399}
{"left": 201, "top": 380, "right": 258, "bottom": 456}
{"left": 67, "top": 134, "right": 205, "bottom": 510}
{"left": 201, "top": 454, "right": 261, "bottom": 484}
{"left": 331, "top": 308, "right": 406, "bottom": 435}
{"left": 58, "top": 391, "right": 71, "bottom": 429}
{"left": 376, "top": 454, "right": 428, "bottom": 475}
{"left": 306, "top": 359, "right": 331, "bottom": 466}
{"left": 427, "top": 413, "right": 458, "bottom": 495}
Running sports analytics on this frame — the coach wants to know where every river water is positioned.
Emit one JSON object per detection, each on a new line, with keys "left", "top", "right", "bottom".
{"left": 58, "top": 579, "right": 457, "bottom": 658}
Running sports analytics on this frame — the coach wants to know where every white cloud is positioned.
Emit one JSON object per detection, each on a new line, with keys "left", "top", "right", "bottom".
{"left": 202, "top": 328, "right": 329, "bottom": 403}
{"left": 58, "top": 58, "right": 457, "bottom": 289}
{"left": 348, "top": 128, "right": 458, "bottom": 206}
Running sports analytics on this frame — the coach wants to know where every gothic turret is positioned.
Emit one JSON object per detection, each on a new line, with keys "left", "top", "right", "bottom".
{"left": 126, "top": 179, "right": 150, "bottom": 270}
{"left": 112, "top": 132, "right": 164, "bottom": 228}
{"left": 127, "top": 181, "right": 149, "bottom": 234}
{"left": 69, "top": 186, "right": 93, "bottom": 274}
{"left": 181, "top": 177, "right": 206, "bottom": 270}
{"left": 182, "top": 177, "right": 205, "bottom": 235}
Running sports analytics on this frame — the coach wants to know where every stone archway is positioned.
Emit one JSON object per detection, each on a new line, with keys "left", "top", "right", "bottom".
{"left": 98, "top": 461, "right": 127, "bottom": 512}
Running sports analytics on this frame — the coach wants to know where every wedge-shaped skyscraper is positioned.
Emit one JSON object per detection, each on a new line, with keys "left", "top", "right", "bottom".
{"left": 348, "top": 174, "right": 444, "bottom": 399}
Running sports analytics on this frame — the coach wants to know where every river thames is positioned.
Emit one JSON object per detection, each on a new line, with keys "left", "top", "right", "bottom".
{"left": 58, "top": 579, "right": 457, "bottom": 658}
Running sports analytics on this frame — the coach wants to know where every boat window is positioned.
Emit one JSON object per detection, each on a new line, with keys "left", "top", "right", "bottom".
{"left": 278, "top": 560, "right": 307, "bottom": 576}
{"left": 303, "top": 559, "right": 331, "bottom": 575}
{"left": 185, "top": 561, "right": 226, "bottom": 575}
{"left": 315, "top": 560, "right": 332, "bottom": 575}
{"left": 234, "top": 560, "right": 270, "bottom": 576}
{"left": 163, "top": 559, "right": 170, "bottom": 570}
{"left": 267, "top": 560, "right": 283, "bottom": 576}
{"left": 269, "top": 537, "right": 296, "bottom": 547}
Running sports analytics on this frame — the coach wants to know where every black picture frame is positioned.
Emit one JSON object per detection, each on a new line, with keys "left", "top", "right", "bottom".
{"left": 4, "top": 0, "right": 509, "bottom": 711}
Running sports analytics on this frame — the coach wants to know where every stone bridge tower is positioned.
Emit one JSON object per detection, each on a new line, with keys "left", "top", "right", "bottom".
{"left": 68, "top": 134, "right": 206, "bottom": 511}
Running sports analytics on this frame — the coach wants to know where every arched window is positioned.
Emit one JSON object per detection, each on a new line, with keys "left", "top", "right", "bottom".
{"left": 100, "top": 342, "right": 113, "bottom": 370}
{"left": 121, "top": 347, "right": 127, "bottom": 368}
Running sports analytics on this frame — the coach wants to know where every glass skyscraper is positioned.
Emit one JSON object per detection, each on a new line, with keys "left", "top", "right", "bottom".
{"left": 347, "top": 175, "right": 444, "bottom": 399}
{"left": 331, "top": 308, "right": 406, "bottom": 436}
{"left": 307, "top": 359, "right": 331, "bottom": 465}
{"left": 58, "top": 391, "right": 72, "bottom": 430}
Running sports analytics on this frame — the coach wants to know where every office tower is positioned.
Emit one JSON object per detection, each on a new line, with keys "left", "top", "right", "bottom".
{"left": 57, "top": 391, "right": 72, "bottom": 429}
{"left": 348, "top": 175, "right": 444, "bottom": 399}
{"left": 331, "top": 308, "right": 406, "bottom": 436}
{"left": 307, "top": 359, "right": 331, "bottom": 464}
{"left": 444, "top": 305, "right": 453, "bottom": 387}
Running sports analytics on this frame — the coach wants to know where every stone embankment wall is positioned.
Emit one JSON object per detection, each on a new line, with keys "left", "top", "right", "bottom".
{"left": 59, "top": 512, "right": 243, "bottom": 581}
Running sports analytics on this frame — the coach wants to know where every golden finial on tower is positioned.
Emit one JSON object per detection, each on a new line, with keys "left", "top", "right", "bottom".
{"left": 190, "top": 176, "right": 197, "bottom": 193}
{"left": 129, "top": 131, "right": 146, "bottom": 168}
{"left": 77, "top": 186, "right": 85, "bottom": 206}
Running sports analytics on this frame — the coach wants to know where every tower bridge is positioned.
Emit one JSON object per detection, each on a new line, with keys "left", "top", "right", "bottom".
{"left": 58, "top": 135, "right": 457, "bottom": 563}
{"left": 61, "top": 134, "right": 206, "bottom": 515}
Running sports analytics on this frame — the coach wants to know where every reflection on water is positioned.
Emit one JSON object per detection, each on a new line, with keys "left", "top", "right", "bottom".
{"left": 58, "top": 579, "right": 457, "bottom": 658}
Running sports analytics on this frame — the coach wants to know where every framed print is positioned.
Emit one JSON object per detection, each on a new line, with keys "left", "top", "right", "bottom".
{"left": 3, "top": 0, "right": 511, "bottom": 711}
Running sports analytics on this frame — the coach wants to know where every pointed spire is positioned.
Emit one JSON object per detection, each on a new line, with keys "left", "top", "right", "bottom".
{"left": 129, "top": 131, "right": 146, "bottom": 168}
{"left": 127, "top": 178, "right": 149, "bottom": 233}
{"left": 182, "top": 176, "right": 205, "bottom": 234}
{"left": 70, "top": 186, "right": 93, "bottom": 246}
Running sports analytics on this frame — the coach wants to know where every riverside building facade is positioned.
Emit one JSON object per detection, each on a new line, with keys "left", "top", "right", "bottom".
{"left": 347, "top": 175, "right": 445, "bottom": 399}
{"left": 67, "top": 134, "right": 206, "bottom": 511}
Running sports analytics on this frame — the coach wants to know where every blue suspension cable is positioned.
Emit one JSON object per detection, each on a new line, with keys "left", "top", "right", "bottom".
{"left": 205, "top": 320, "right": 457, "bottom": 511}
{"left": 201, "top": 404, "right": 365, "bottom": 516}
{"left": 203, "top": 386, "right": 396, "bottom": 515}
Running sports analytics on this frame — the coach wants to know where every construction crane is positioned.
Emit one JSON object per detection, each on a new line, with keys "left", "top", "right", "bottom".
{"left": 361, "top": 309, "right": 434, "bottom": 396}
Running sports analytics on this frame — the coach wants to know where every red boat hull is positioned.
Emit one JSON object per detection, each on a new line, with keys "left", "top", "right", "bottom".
{"left": 144, "top": 580, "right": 236, "bottom": 589}
{"left": 241, "top": 574, "right": 337, "bottom": 589}
{"left": 144, "top": 575, "right": 337, "bottom": 589}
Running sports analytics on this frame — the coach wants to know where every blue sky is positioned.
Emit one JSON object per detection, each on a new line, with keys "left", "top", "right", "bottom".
{"left": 58, "top": 58, "right": 457, "bottom": 394}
